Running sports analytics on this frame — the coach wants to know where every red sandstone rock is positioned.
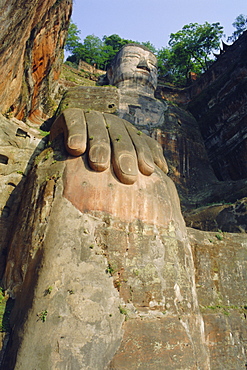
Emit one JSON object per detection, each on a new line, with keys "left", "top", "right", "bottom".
{"left": 0, "top": 0, "right": 72, "bottom": 122}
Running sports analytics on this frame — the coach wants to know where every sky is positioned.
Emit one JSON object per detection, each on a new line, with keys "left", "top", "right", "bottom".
{"left": 71, "top": 0, "right": 246, "bottom": 50}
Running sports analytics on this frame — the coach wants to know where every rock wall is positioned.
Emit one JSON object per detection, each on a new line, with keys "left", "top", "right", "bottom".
{"left": 0, "top": 0, "right": 72, "bottom": 123}
{"left": 154, "top": 103, "right": 217, "bottom": 209}
{"left": 188, "top": 31, "right": 247, "bottom": 182}
{"left": 189, "top": 228, "right": 247, "bottom": 369}
{"left": 154, "top": 33, "right": 247, "bottom": 214}
{"left": 1, "top": 115, "right": 246, "bottom": 369}
{"left": 0, "top": 115, "right": 46, "bottom": 279}
{"left": 1, "top": 135, "right": 210, "bottom": 369}
{"left": 0, "top": 1, "right": 247, "bottom": 369}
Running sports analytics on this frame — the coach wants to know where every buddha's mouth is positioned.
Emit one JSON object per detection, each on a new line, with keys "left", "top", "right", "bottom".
{"left": 137, "top": 66, "right": 150, "bottom": 73}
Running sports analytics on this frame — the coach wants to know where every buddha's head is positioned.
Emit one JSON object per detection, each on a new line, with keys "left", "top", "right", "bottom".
{"left": 107, "top": 44, "right": 158, "bottom": 94}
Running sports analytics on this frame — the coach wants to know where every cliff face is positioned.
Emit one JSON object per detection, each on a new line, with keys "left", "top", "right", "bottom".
{"left": 188, "top": 31, "right": 247, "bottom": 182}
{"left": 155, "top": 33, "right": 247, "bottom": 220}
{"left": 0, "top": 0, "right": 72, "bottom": 123}
{"left": 1, "top": 133, "right": 210, "bottom": 369}
{"left": 0, "top": 2, "right": 247, "bottom": 369}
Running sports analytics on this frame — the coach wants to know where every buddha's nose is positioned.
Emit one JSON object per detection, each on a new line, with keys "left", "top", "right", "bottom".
{"left": 137, "top": 58, "right": 150, "bottom": 72}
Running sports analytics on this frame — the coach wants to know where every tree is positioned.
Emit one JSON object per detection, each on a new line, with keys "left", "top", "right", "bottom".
{"left": 169, "top": 22, "right": 223, "bottom": 72}
{"left": 141, "top": 41, "right": 157, "bottom": 54}
{"left": 67, "top": 35, "right": 104, "bottom": 68}
{"left": 157, "top": 47, "right": 173, "bottom": 79}
{"left": 65, "top": 22, "right": 224, "bottom": 85}
{"left": 81, "top": 35, "right": 103, "bottom": 67}
{"left": 103, "top": 34, "right": 132, "bottom": 51}
{"left": 67, "top": 32, "right": 139, "bottom": 70}
{"left": 65, "top": 21, "right": 82, "bottom": 53}
{"left": 228, "top": 14, "right": 247, "bottom": 42}
{"left": 157, "top": 22, "right": 223, "bottom": 85}
{"left": 101, "top": 34, "right": 137, "bottom": 69}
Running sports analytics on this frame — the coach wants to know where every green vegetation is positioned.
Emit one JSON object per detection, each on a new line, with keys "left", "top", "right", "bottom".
{"left": 66, "top": 25, "right": 138, "bottom": 70}
{"left": 65, "top": 21, "right": 82, "bottom": 53}
{"left": 114, "top": 280, "right": 121, "bottom": 289}
{"left": 215, "top": 233, "right": 223, "bottom": 241}
{"left": 106, "top": 264, "right": 115, "bottom": 275}
{"left": 65, "top": 14, "right": 245, "bottom": 87}
{"left": 37, "top": 310, "right": 48, "bottom": 322}
{"left": 158, "top": 22, "right": 223, "bottom": 85}
{"left": 0, "top": 288, "right": 12, "bottom": 332}
{"left": 201, "top": 304, "right": 247, "bottom": 316}
{"left": 3, "top": 107, "right": 14, "bottom": 119}
{"left": 39, "top": 129, "right": 49, "bottom": 137}
{"left": 60, "top": 64, "right": 96, "bottom": 87}
{"left": 228, "top": 14, "right": 247, "bottom": 42}
{"left": 43, "top": 96, "right": 57, "bottom": 116}
{"left": 44, "top": 286, "right": 53, "bottom": 296}
{"left": 119, "top": 306, "right": 129, "bottom": 320}
{"left": 34, "top": 147, "right": 53, "bottom": 166}
{"left": 215, "top": 230, "right": 224, "bottom": 241}
{"left": 119, "top": 306, "right": 128, "bottom": 315}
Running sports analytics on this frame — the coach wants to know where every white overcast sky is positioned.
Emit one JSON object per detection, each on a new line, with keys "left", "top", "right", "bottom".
{"left": 71, "top": 0, "right": 246, "bottom": 49}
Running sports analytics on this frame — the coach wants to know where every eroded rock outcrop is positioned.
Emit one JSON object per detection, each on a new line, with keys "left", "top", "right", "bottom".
{"left": 155, "top": 34, "right": 247, "bottom": 226}
{"left": 188, "top": 31, "right": 247, "bottom": 182}
{"left": 1, "top": 129, "right": 210, "bottom": 369}
{"left": 0, "top": 114, "right": 46, "bottom": 277}
{"left": 189, "top": 228, "right": 247, "bottom": 369}
{"left": 0, "top": 0, "right": 72, "bottom": 123}
{"left": 102, "top": 45, "right": 220, "bottom": 210}
{"left": 0, "top": 3, "right": 247, "bottom": 369}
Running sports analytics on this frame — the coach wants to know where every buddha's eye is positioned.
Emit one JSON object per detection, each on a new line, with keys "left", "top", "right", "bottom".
{"left": 125, "top": 55, "right": 140, "bottom": 60}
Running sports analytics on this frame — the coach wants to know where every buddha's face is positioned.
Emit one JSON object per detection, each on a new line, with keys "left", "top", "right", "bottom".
{"left": 107, "top": 45, "right": 158, "bottom": 92}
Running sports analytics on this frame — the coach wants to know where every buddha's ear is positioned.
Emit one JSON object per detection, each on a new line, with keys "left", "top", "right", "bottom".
{"left": 107, "top": 66, "right": 113, "bottom": 81}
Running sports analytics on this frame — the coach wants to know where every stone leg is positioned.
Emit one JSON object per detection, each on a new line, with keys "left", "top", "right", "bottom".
{"left": 1, "top": 138, "right": 210, "bottom": 369}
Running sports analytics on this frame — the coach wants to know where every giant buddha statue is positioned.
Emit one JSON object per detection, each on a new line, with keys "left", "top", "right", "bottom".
{"left": 2, "top": 44, "right": 210, "bottom": 369}
{"left": 106, "top": 44, "right": 166, "bottom": 135}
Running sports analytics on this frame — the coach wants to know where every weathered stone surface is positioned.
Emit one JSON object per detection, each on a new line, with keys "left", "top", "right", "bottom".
{"left": 105, "top": 44, "right": 240, "bottom": 212}
{"left": 63, "top": 151, "right": 174, "bottom": 225}
{"left": 106, "top": 45, "right": 167, "bottom": 134}
{"left": 56, "top": 86, "right": 119, "bottom": 118}
{"left": 184, "top": 198, "right": 247, "bottom": 232}
{"left": 156, "top": 98, "right": 247, "bottom": 212}
{"left": 110, "top": 317, "right": 207, "bottom": 369}
{"left": 1, "top": 136, "right": 209, "bottom": 369}
{"left": 155, "top": 103, "right": 217, "bottom": 208}
{"left": 188, "top": 228, "right": 247, "bottom": 369}
{"left": 118, "top": 90, "right": 167, "bottom": 135}
{"left": 188, "top": 31, "right": 247, "bottom": 182}
{"left": 0, "top": 0, "right": 72, "bottom": 123}
{"left": 107, "top": 44, "right": 158, "bottom": 96}
{"left": 153, "top": 34, "right": 247, "bottom": 217}
{"left": 0, "top": 114, "right": 46, "bottom": 277}
{"left": 78, "top": 59, "right": 105, "bottom": 77}
{"left": 216, "top": 198, "right": 247, "bottom": 233}
{"left": 3, "top": 199, "right": 124, "bottom": 369}
{"left": 102, "top": 46, "right": 213, "bottom": 211}
{"left": 202, "top": 312, "right": 247, "bottom": 370}
{"left": 0, "top": 6, "right": 247, "bottom": 368}
{"left": 189, "top": 228, "right": 247, "bottom": 308}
